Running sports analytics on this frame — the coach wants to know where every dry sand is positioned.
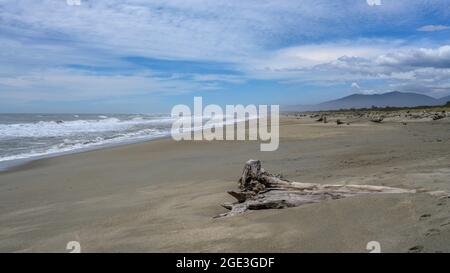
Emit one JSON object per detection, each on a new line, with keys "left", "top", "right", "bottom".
{"left": 1, "top": 116, "right": 450, "bottom": 252}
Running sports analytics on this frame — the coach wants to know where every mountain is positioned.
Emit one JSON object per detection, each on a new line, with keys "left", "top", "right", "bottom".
{"left": 439, "top": 95, "right": 450, "bottom": 105}
{"left": 284, "top": 91, "right": 448, "bottom": 112}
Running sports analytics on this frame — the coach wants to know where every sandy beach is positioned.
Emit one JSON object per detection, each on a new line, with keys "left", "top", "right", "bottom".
{"left": 1, "top": 115, "right": 450, "bottom": 253}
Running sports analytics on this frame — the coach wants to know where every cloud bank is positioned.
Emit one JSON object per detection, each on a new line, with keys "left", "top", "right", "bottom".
{"left": 0, "top": 0, "right": 450, "bottom": 110}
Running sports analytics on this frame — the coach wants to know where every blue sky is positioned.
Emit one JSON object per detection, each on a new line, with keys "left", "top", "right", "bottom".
{"left": 1, "top": 0, "right": 450, "bottom": 113}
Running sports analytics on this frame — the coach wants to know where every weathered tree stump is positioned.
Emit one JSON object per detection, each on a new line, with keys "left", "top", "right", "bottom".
{"left": 217, "top": 160, "right": 448, "bottom": 217}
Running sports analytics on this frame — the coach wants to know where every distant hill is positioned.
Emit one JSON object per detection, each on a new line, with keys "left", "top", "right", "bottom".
{"left": 439, "top": 95, "right": 450, "bottom": 105}
{"left": 284, "top": 91, "right": 450, "bottom": 112}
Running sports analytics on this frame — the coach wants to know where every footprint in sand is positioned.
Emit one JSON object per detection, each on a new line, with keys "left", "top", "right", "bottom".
{"left": 425, "top": 228, "right": 441, "bottom": 237}
{"left": 420, "top": 214, "right": 431, "bottom": 220}
{"left": 408, "top": 245, "right": 424, "bottom": 253}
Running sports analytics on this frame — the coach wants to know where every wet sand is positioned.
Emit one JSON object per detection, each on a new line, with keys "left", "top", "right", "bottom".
{"left": 1, "top": 116, "right": 450, "bottom": 252}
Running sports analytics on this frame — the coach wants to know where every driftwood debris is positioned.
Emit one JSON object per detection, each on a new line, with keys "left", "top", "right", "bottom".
{"left": 316, "top": 114, "right": 328, "bottom": 123}
{"left": 432, "top": 112, "right": 446, "bottom": 120}
{"left": 336, "top": 119, "right": 345, "bottom": 125}
{"left": 217, "top": 160, "right": 448, "bottom": 217}
{"left": 370, "top": 116, "right": 384, "bottom": 123}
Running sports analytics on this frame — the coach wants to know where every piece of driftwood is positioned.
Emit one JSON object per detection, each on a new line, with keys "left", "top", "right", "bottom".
{"left": 370, "top": 116, "right": 384, "bottom": 123}
{"left": 336, "top": 119, "right": 345, "bottom": 125}
{"left": 432, "top": 112, "right": 446, "bottom": 120}
{"left": 217, "top": 160, "right": 448, "bottom": 217}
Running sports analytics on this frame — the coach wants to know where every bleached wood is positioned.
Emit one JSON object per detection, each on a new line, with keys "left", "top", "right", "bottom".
{"left": 216, "top": 160, "right": 447, "bottom": 217}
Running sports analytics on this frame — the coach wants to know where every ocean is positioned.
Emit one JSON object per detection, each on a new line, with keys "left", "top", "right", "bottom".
{"left": 0, "top": 113, "right": 175, "bottom": 167}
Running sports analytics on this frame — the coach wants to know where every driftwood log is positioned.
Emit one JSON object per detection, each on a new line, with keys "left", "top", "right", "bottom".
{"left": 217, "top": 160, "right": 448, "bottom": 217}
{"left": 316, "top": 115, "right": 327, "bottom": 123}
{"left": 432, "top": 112, "right": 446, "bottom": 120}
{"left": 370, "top": 116, "right": 384, "bottom": 123}
{"left": 336, "top": 119, "right": 345, "bottom": 125}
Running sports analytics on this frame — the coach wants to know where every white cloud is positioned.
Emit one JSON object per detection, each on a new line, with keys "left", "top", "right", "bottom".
{"left": 351, "top": 82, "right": 361, "bottom": 89}
{"left": 374, "top": 46, "right": 450, "bottom": 69}
{"left": 252, "top": 44, "right": 450, "bottom": 98}
{"left": 350, "top": 82, "right": 378, "bottom": 95}
{"left": 252, "top": 43, "right": 385, "bottom": 69}
{"left": 241, "top": 39, "right": 407, "bottom": 80}
{"left": 417, "top": 25, "right": 450, "bottom": 32}
{"left": 190, "top": 74, "right": 245, "bottom": 84}
{"left": 0, "top": 69, "right": 219, "bottom": 101}
{"left": 311, "top": 45, "right": 450, "bottom": 97}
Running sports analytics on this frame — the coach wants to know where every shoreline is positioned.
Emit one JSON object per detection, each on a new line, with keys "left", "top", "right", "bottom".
{"left": 0, "top": 115, "right": 261, "bottom": 173}
{"left": 0, "top": 116, "right": 265, "bottom": 173}
{"left": 0, "top": 133, "right": 172, "bottom": 173}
